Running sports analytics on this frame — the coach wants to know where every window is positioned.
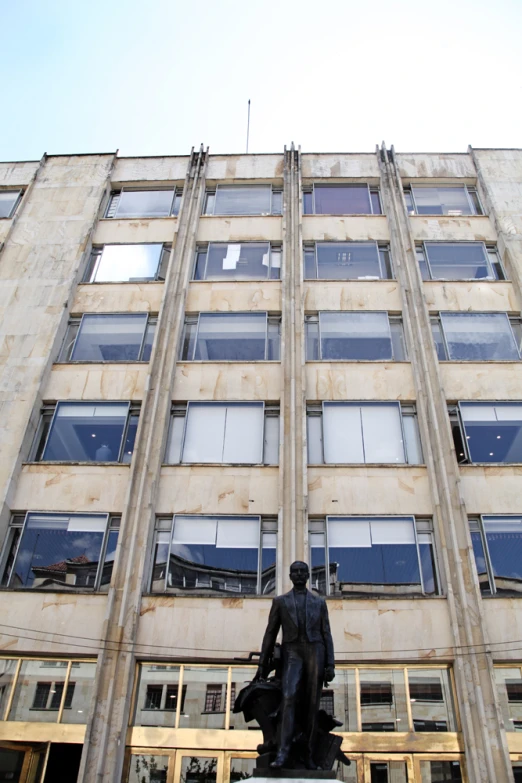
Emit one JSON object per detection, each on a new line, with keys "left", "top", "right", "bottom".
{"left": 305, "top": 312, "right": 406, "bottom": 361}
{"left": 1, "top": 512, "right": 119, "bottom": 591}
{"left": 204, "top": 684, "right": 223, "bottom": 713}
{"left": 302, "top": 184, "right": 382, "bottom": 215}
{"left": 32, "top": 402, "right": 139, "bottom": 463}
{"left": 431, "top": 313, "right": 520, "bottom": 361}
{"left": 450, "top": 402, "right": 522, "bottom": 464}
{"left": 193, "top": 242, "right": 281, "bottom": 280}
{"left": 417, "top": 242, "right": 504, "bottom": 281}
{"left": 58, "top": 314, "right": 157, "bottom": 362}
{"left": 309, "top": 516, "right": 439, "bottom": 597}
{"left": 105, "top": 188, "right": 182, "bottom": 219}
{"left": 144, "top": 685, "right": 163, "bottom": 710}
{"left": 470, "top": 515, "right": 522, "bottom": 595}
{"left": 84, "top": 244, "right": 170, "bottom": 283}
{"left": 203, "top": 185, "right": 282, "bottom": 216}
{"left": 319, "top": 690, "right": 334, "bottom": 715}
{"left": 0, "top": 191, "right": 22, "bottom": 219}
{"left": 166, "top": 402, "right": 279, "bottom": 465}
{"left": 142, "top": 682, "right": 187, "bottom": 713}
{"left": 307, "top": 402, "right": 423, "bottom": 464}
{"left": 150, "top": 515, "right": 277, "bottom": 596}
{"left": 180, "top": 313, "right": 281, "bottom": 361}
{"left": 404, "top": 184, "right": 482, "bottom": 216}
{"left": 304, "top": 242, "right": 392, "bottom": 280}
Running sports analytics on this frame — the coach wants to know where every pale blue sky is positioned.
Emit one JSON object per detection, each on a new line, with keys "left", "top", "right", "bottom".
{"left": 1, "top": 0, "right": 521, "bottom": 160}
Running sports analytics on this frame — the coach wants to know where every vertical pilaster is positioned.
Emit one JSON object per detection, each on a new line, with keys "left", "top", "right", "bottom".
{"left": 280, "top": 144, "right": 306, "bottom": 591}
{"left": 378, "top": 144, "right": 513, "bottom": 783}
{"left": 79, "top": 147, "right": 208, "bottom": 783}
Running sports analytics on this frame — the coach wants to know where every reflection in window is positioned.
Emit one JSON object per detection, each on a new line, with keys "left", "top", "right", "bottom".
{"left": 84, "top": 244, "right": 170, "bottom": 283}
{"left": 496, "top": 668, "right": 522, "bottom": 732}
{"left": 180, "top": 756, "right": 218, "bottom": 783}
{"left": 409, "top": 669, "right": 456, "bottom": 731}
{"left": 128, "top": 754, "right": 168, "bottom": 783}
{"left": 303, "top": 185, "right": 382, "bottom": 215}
{"left": 134, "top": 666, "right": 182, "bottom": 728}
{"left": 150, "top": 515, "right": 276, "bottom": 596}
{"left": 304, "top": 242, "right": 392, "bottom": 280}
{"left": 230, "top": 758, "right": 256, "bottom": 782}
{"left": 179, "top": 668, "right": 228, "bottom": 729}
{"left": 305, "top": 312, "right": 406, "bottom": 361}
{"left": 307, "top": 402, "right": 423, "bottom": 465}
{"left": 2, "top": 512, "right": 119, "bottom": 591}
{"left": 165, "top": 402, "right": 279, "bottom": 465}
{"left": 194, "top": 243, "right": 281, "bottom": 280}
{"left": 470, "top": 516, "right": 522, "bottom": 595}
{"left": 106, "top": 188, "right": 181, "bottom": 219}
{"left": 359, "top": 669, "right": 407, "bottom": 732}
{"left": 457, "top": 403, "right": 522, "bottom": 463}
{"left": 433, "top": 313, "right": 520, "bottom": 361}
{"left": 204, "top": 185, "right": 282, "bottom": 216}
{"left": 0, "top": 191, "right": 22, "bottom": 219}
{"left": 419, "top": 761, "right": 462, "bottom": 782}
{"left": 59, "top": 314, "right": 157, "bottom": 362}
{"left": 309, "top": 517, "right": 438, "bottom": 597}
{"left": 181, "top": 313, "right": 280, "bottom": 361}
{"left": 406, "top": 184, "right": 481, "bottom": 216}
{"left": 417, "top": 242, "right": 504, "bottom": 281}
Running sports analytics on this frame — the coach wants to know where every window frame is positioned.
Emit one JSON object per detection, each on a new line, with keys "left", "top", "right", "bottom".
{"left": 302, "top": 184, "right": 382, "bottom": 216}
{"left": 0, "top": 190, "right": 23, "bottom": 220}
{"left": 149, "top": 514, "right": 277, "bottom": 596}
{"left": 193, "top": 242, "right": 282, "bottom": 281}
{"left": 203, "top": 184, "right": 283, "bottom": 217}
{"left": 305, "top": 311, "right": 407, "bottom": 361}
{"left": 309, "top": 515, "right": 440, "bottom": 597}
{"left": 303, "top": 241, "right": 393, "bottom": 280}
{"left": 469, "top": 514, "right": 522, "bottom": 596}
{"left": 404, "top": 184, "right": 483, "bottom": 216}
{"left": 306, "top": 401, "right": 423, "bottom": 465}
{"left": 0, "top": 511, "right": 120, "bottom": 592}
{"left": 417, "top": 241, "right": 505, "bottom": 281}
{"left": 165, "top": 401, "right": 279, "bottom": 466}
{"left": 180, "top": 312, "right": 281, "bottom": 362}
{"left": 105, "top": 187, "right": 182, "bottom": 219}
{"left": 34, "top": 401, "right": 139, "bottom": 464}
{"left": 432, "top": 312, "right": 521, "bottom": 362}
{"left": 58, "top": 314, "right": 158, "bottom": 363}
{"left": 84, "top": 243, "right": 171, "bottom": 284}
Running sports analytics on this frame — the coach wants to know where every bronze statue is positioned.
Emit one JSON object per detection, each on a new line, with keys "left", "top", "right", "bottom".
{"left": 232, "top": 560, "right": 351, "bottom": 774}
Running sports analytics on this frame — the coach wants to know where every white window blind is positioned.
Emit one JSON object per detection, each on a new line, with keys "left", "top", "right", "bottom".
{"left": 182, "top": 403, "right": 264, "bottom": 463}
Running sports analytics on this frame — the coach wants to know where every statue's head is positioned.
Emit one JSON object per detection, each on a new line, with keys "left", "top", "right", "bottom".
{"left": 289, "top": 561, "right": 309, "bottom": 589}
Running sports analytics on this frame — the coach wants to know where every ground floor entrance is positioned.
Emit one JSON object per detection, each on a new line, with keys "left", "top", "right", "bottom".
{"left": 0, "top": 742, "right": 82, "bottom": 783}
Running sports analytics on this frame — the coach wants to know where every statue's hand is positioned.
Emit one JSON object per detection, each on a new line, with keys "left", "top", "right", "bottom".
{"left": 255, "top": 664, "right": 268, "bottom": 681}
{"left": 324, "top": 665, "right": 335, "bottom": 684}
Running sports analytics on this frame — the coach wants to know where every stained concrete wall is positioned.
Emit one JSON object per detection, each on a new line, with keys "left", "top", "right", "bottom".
{"left": 172, "top": 363, "right": 281, "bottom": 401}
{"left": 186, "top": 281, "right": 281, "bottom": 312}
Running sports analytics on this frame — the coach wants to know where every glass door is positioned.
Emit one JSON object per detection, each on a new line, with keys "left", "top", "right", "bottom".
{"left": 174, "top": 750, "right": 223, "bottom": 783}
{"left": 363, "top": 755, "right": 414, "bottom": 783}
{"left": 0, "top": 743, "right": 47, "bottom": 783}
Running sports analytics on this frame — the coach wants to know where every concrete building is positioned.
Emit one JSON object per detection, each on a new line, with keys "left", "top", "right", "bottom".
{"left": 0, "top": 145, "right": 522, "bottom": 783}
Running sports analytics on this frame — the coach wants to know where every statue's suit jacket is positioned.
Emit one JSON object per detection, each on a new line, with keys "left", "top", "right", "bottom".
{"left": 259, "top": 589, "right": 335, "bottom": 669}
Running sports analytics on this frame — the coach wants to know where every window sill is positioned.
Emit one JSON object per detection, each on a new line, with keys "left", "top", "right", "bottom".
{"left": 309, "top": 463, "right": 425, "bottom": 468}
{"left": 53, "top": 361, "right": 149, "bottom": 366}
{"left": 304, "top": 278, "right": 395, "bottom": 283}
{"left": 77, "top": 280, "right": 165, "bottom": 286}
{"left": 0, "top": 587, "right": 106, "bottom": 595}
{"left": 306, "top": 360, "right": 411, "bottom": 364}
{"left": 410, "top": 213, "right": 485, "bottom": 218}
{"left": 439, "top": 360, "right": 521, "bottom": 364}
{"left": 23, "top": 461, "right": 131, "bottom": 467}
{"left": 201, "top": 214, "right": 282, "bottom": 219}
{"left": 325, "top": 593, "right": 444, "bottom": 601}
{"left": 303, "top": 213, "right": 385, "bottom": 218}
{"left": 423, "top": 279, "right": 508, "bottom": 283}
{"left": 177, "top": 360, "right": 280, "bottom": 364}
{"left": 459, "top": 462, "right": 522, "bottom": 468}
{"left": 161, "top": 463, "right": 276, "bottom": 468}
{"left": 190, "top": 279, "right": 281, "bottom": 284}
{"left": 99, "top": 216, "right": 177, "bottom": 221}
{"left": 145, "top": 592, "right": 273, "bottom": 599}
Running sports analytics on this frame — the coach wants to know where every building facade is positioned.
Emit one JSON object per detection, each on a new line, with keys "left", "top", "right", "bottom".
{"left": 0, "top": 145, "right": 521, "bottom": 783}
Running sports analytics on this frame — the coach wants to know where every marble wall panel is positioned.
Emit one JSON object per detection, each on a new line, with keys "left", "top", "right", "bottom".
{"left": 43, "top": 364, "right": 148, "bottom": 401}
{"left": 13, "top": 464, "right": 130, "bottom": 512}
{"left": 304, "top": 281, "right": 401, "bottom": 312}
{"left": 302, "top": 216, "right": 389, "bottom": 242}
{"left": 72, "top": 283, "right": 164, "bottom": 314}
{"left": 173, "top": 363, "right": 281, "bottom": 401}
{"left": 423, "top": 281, "right": 518, "bottom": 312}
{"left": 197, "top": 217, "right": 283, "bottom": 243}
{"left": 186, "top": 282, "right": 281, "bottom": 312}
{"left": 93, "top": 218, "right": 177, "bottom": 246}
{"left": 306, "top": 363, "right": 415, "bottom": 400}
{"left": 410, "top": 216, "right": 496, "bottom": 243}
{"left": 440, "top": 363, "right": 522, "bottom": 400}
{"left": 460, "top": 466, "right": 522, "bottom": 514}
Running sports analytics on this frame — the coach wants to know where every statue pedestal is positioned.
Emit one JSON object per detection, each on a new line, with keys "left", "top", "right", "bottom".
{"left": 252, "top": 771, "right": 337, "bottom": 780}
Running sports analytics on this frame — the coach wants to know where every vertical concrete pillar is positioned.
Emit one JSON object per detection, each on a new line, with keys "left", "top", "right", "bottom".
{"left": 280, "top": 145, "right": 306, "bottom": 591}
{"left": 378, "top": 144, "right": 513, "bottom": 783}
{"left": 79, "top": 147, "right": 208, "bottom": 783}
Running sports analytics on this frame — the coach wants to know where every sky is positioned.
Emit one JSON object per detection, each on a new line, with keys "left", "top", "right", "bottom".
{"left": 1, "top": 0, "right": 521, "bottom": 160}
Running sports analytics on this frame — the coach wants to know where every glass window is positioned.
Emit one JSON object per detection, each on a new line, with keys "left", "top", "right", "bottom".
{"left": 495, "top": 667, "right": 522, "bottom": 730}
{"left": 182, "top": 402, "right": 264, "bottom": 464}
{"left": 113, "top": 189, "right": 175, "bottom": 218}
{"left": 229, "top": 758, "right": 256, "bottom": 782}
{"left": 134, "top": 665, "right": 181, "bottom": 727}
{"left": 181, "top": 313, "right": 279, "bottom": 361}
{"left": 419, "top": 761, "right": 462, "bottom": 782}
{"left": 315, "top": 312, "right": 395, "bottom": 361}
{"left": 60, "top": 662, "right": 96, "bottom": 724}
{"left": 42, "top": 402, "right": 133, "bottom": 462}
{"left": 439, "top": 313, "right": 519, "bottom": 361}
{"left": 471, "top": 516, "right": 522, "bottom": 595}
{"left": 411, "top": 185, "right": 479, "bottom": 216}
{"left": 179, "top": 668, "right": 228, "bottom": 729}
{"left": 8, "top": 660, "right": 75, "bottom": 721}
{"left": 409, "top": 669, "right": 456, "bottom": 731}
{"left": 0, "top": 191, "right": 22, "bottom": 219}
{"left": 128, "top": 754, "right": 168, "bottom": 783}
{"left": 67, "top": 314, "right": 154, "bottom": 362}
{"left": 3, "top": 512, "right": 116, "bottom": 590}
{"left": 325, "top": 668, "right": 357, "bottom": 731}
{"left": 325, "top": 516, "right": 423, "bottom": 596}
{"left": 86, "top": 244, "right": 167, "bottom": 283}
{"left": 180, "top": 756, "right": 218, "bottom": 783}
{"left": 195, "top": 242, "right": 280, "bottom": 280}
{"left": 424, "top": 242, "right": 496, "bottom": 280}
{"left": 318, "top": 402, "right": 406, "bottom": 464}
{"left": 212, "top": 185, "right": 272, "bottom": 216}
{"left": 307, "top": 242, "right": 391, "bottom": 280}
{"left": 0, "top": 660, "right": 18, "bottom": 718}
{"left": 459, "top": 403, "right": 522, "bottom": 463}
{"left": 309, "top": 185, "right": 377, "bottom": 215}
{"left": 359, "top": 669, "right": 408, "bottom": 731}
{"left": 150, "top": 515, "right": 276, "bottom": 596}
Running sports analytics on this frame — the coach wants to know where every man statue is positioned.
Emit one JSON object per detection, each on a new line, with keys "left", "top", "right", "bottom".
{"left": 256, "top": 561, "right": 335, "bottom": 769}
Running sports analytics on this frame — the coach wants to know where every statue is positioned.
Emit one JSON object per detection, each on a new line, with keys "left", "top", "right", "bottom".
{"left": 234, "top": 561, "right": 351, "bottom": 775}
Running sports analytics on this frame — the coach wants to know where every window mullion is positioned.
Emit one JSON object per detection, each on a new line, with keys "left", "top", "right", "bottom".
{"left": 222, "top": 406, "right": 228, "bottom": 463}
{"left": 166, "top": 518, "right": 174, "bottom": 592}
{"left": 4, "top": 513, "right": 29, "bottom": 588}
{"left": 413, "top": 520, "right": 424, "bottom": 594}
{"left": 175, "top": 665, "right": 184, "bottom": 729}
{"left": 359, "top": 407, "right": 366, "bottom": 464}
{"left": 94, "top": 513, "right": 112, "bottom": 591}
{"left": 117, "top": 402, "right": 132, "bottom": 462}
{"left": 136, "top": 317, "right": 149, "bottom": 361}
{"left": 479, "top": 516, "right": 498, "bottom": 595}
{"left": 317, "top": 312, "right": 323, "bottom": 360}
{"left": 56, "top": 660, "right": 73, "bottom": 724}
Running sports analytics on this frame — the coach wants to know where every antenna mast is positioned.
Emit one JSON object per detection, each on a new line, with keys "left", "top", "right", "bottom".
{"left": 246, "top": 99, "right": 251, "bottom": 154}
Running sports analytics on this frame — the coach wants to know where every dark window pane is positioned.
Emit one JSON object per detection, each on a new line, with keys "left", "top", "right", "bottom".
{"left": 440, "top": 313, "right": 519, "bottom": 361}
{"left": 181, "top": 321, "right": 198, "bottom": 360}
{"left": 43, "top": 403, "right": 128, "bottom": 462}
{"left": 419, "top": 540, "right": 438, "bottom": 595}
{"left": 461, "top": 404, "right": 522, "bottom": 463}
{"left": 390, "top": 321, "right": 407, "bottom": 360}
{"left": 419, "top": 760, "right": 462, "bottom": 782}
{"left": 214, "top": 186, "right": 271, "bottom": 216}
{"left": 121, "top": 414, "right": 139, "bottom": 464}
{"left": 271, "top": 191, "right": 283, "bottom": 215}
{"left": 310, "top": 532, "right": 327, "bottom": 595}
{"left": 313, "top": 185, "right": 371, "bottom": 215}
{"left": 59, "top": 322, "right": 80, "bottom": 361}
{"left": 425, "top": 243, "right": 492, "bottom": 280}
{"left": 32, "top": 683, "right": 51, "bottom": 709}
{"left": 379, "top": 247, "right": 393, "bottom": 279}
{"left": 360, "top": 683, "right": 393, "bottom": 705}
{"left": 194, "top": 250, "right": 208, "bottom": 280}
{"left": 194, "top": 313, "right": 268, "bottom": 361}
{"left": 304, "top": 250, "right": 316, "bottom": 279}
{"left": 305, "top": 320, "right": 320, "bottom": 360}
{"left": 316, "top": 243, "right": 382, "bottom": 280}
{"left": 261, "top": 533, "right": 276, "bottom": 595}
{"left": 370, "top": 190, "right": 382, "bottom": 215}
{"left": 9, "top": 513, "right": 107, "bottom": 589}
{"left": 99, "top": 528, "right": 119, "bottom": 589}
{"left": 471, "top": 530, "right": 491, "bottom": 594}
{"left": 417, "top": 247, "right": 430, "bottom": 280}
{"left": 141, "top": 322, "right": 156, "bottom": 362}
{"left": 71, "top": 314, "right": 148, "bottom": 362}
{"left": 0, "top": 192, "right": 21, "bottom": 219}
{"left": 404, "top": 191, "right": 414, "bottom": 214}
{"left": 320, "top": 312, "right": 392, "bottom": 361}
{"left": 483, "top": 516, "right": 522, "bottom": 594}
{"left": 145, "top": 685, "right": 163, "bottom": 709}
{"left": 303, "top": 191, "right": 313, "bottom": 214}
{"left": 431, "top": 321, "right": 447, "bottom": 360}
